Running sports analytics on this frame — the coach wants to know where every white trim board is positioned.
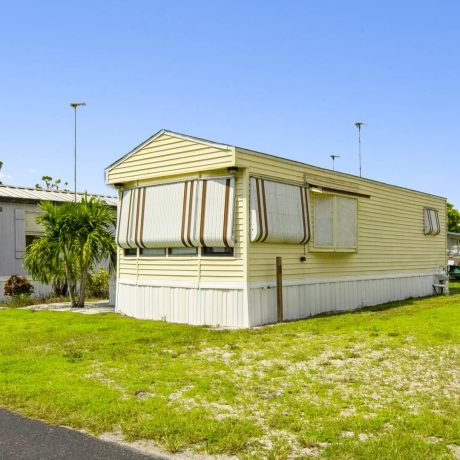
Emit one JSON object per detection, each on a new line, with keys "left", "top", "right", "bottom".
{"left": 249, "top": 271, "right": 444, "bottom": 289}
{"left": 118, "top": 271, "right": 444, "bottom": 291}
{"left": 118, "top": 278, "right": 245, "bottom": 290}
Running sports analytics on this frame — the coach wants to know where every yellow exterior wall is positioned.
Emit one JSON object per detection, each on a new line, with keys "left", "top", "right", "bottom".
{"left": 107, "top": 132, "right": 234, "bottom": 184}
{"left": 235, "top": 148, "right": 446, "bottom": 282}
{"left": 109, "top": 132, "right": 446, "bottom": 287}
{"left": 109, "top": 131, "right": 245, "bottom": 283}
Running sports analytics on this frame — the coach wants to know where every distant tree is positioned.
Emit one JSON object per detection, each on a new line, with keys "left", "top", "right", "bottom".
{"left": 35, "top": 176, "right": 69, "bottom": 191}
{"left": 447, "top": 202, "right": 460, "bottom": 233}
{"left": 0, "top": 160, "right": 3, "bottom": 185}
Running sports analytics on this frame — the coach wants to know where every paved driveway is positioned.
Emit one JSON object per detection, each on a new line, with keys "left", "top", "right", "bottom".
{"left": 0, "top": 409, "right": 164, "bottom": 460}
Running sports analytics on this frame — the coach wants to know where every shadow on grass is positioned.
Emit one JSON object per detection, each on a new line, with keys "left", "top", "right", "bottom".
{"left": 307, "top": 285, "right": 459, "bottom": 320}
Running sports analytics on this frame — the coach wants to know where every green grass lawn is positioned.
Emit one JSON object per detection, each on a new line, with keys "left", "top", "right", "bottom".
{"left": 0, "top": 286, "right": 459, "bottom": 459}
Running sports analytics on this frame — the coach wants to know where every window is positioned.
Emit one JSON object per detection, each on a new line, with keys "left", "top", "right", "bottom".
{"left": 124, "top": 248, "right": 137, "bottom": 257}
{"left": 168, "top": 247, "right": 198, "bottom": 256}
{"left": 448, "top": 237, "right": 460, "bottom": 255}
{"left": 25, "top": 211, "right": 43, "bottom": 235}
{"left": 250, "top": 177, "right": 310, "bottom": 244}
{"left": 202, "top": 247, "right": 234, "bottom": 257}
{"left": 139, "top": 248, "right": 166, "bottom": 257}
{"left": 314, "top": 195, "right": 333, "bottom": 246}
{"left": 26, "top": 235, "right": 40, "bottom": 248}
{"left": 313, "top": 194, "right": 357, "bottom": 250}
{"left": 116, "top": 177, "right": 235, "bottom": 250}
{"left": 25, "top": 211, "right": 44, "bottom": 253}
{"left": 424, "top": 208, "right": 440, "bottom": 235}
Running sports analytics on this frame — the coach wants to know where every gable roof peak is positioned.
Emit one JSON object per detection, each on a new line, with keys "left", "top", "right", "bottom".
{"left": 105, "top": 129, "right": 232, "bottom": 174}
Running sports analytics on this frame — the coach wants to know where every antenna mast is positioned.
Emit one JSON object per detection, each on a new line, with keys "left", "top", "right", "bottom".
{"left": 354, "top": 122, "right": 366, "bottom": 177}
{"left": 330, "top": 154, "right": 340, "bottom": 171}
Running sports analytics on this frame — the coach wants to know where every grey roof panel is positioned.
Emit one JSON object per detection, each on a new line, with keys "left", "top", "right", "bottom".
{"left": 0, "top": 184, "right": 117, "bottom": 206}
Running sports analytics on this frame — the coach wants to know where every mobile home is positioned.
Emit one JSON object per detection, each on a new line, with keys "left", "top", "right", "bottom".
{"left": 106, "top": 130, "right": 447, "bottom": 327}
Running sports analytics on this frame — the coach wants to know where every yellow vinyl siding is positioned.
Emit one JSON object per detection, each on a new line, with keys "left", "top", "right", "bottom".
{"left": 118, "top": 252, "right": 137, "bottom": 278}
{"left": 236, "top": 147, "right": 446, "bottom": 282}
{"left": 137, "top": 258, "right": 199, "bottom": 280}
{"left": 111, "top": 132, "right": 445, "bottom": 286}
{"left": 107, "top": 133, "right": 234, "bottom": 184}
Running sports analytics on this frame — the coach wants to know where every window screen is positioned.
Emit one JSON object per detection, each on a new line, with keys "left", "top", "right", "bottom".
{"left": 202, "top": 247, "right": 234, "bottom": 257}
{"left": 139, "top": 248, "right": 166, "bottom": 257}
{"left": 25, "top": 211, "right": 43, "bottom": 235}
{"left": 314, "top": 195, "right": 334, "bottom": 246}
{"left": 336, "top": 197, "right": 357, "bottom": 247}
{"left": 314, "top": 194, "right": 357, "bottom": 249}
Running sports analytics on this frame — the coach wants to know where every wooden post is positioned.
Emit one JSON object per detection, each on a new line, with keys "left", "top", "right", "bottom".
{"left": 276, "top": 256, "right": 283, "bottom": 322}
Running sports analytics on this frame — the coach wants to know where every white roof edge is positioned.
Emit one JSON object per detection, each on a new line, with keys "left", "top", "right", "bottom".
{"left": 105, "top": 129, "right": 232, "bottom": 177}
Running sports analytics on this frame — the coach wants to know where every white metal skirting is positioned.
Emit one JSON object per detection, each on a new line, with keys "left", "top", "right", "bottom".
{"left": 108, "top": 278, "right": 116, "bottom": 306}
{"left": 248, "top": 272, "right": 440, "bottom": 326}
{"left": 116, "top": 281, "right": 247, "bottom": 327}
{"left": 116, "top": 272, "right": 440, "bottom": 328}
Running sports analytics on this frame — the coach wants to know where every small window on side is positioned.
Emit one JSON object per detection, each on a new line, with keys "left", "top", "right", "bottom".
{"left": 140, "top": 248, "right": 166, "bottom": 257}
{"left": 26, "top": 235, "right": 41, "bottom": 248}
{"left": 168, "top": 247, "right": 198, "bottom": 256}
{"left": 202, "top": 247, "right": 234, "bottom": 257}
{"left": 424, "top": 208, "right": 440, "bottom": 235}
{"left": 313, "top": 194, "right": 357, "bottom": 250}
{"left": 124, "top": 248, "right": 137, "bottom": 257}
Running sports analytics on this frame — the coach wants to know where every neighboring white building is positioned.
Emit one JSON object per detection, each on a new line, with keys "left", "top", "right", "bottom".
{"left": 0, "top": 184, "right": 117, "bottom": 303}
{"left": 448, "top": 231, "right": 460, "bottom": 265}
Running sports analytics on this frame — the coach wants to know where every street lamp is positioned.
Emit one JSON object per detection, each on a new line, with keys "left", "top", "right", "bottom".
{"left": 70, "top": 102, "right": 86, "bottom": 201}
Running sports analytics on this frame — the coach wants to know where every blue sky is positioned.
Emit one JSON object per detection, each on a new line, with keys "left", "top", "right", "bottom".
{"left": 0, "top": 1, "right": 459, "bottom": 207}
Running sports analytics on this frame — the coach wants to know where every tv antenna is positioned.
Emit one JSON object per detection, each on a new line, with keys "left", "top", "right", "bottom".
{"left": 330, "top": 154, "right": 340, "bottom": 171}
{"left": 354, "top": 122, "right": 367, "bottom": 177}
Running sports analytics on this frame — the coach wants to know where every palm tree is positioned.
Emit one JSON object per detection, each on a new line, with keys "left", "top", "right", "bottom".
{"left": 24, "top": 196, "right": 116, "bottom": 308}
{"left": 71, "top": 196, "right": 116, "bottom": 307}
{"left": 25, "top": 200, "right": 79, "bottom": 305}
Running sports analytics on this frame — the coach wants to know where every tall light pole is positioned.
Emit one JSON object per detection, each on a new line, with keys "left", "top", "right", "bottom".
{"left": 330, "top": 154, "right": 340, "bottom": 171}
{"left": 70, "top": 102, "right": 86, "bottom": 202}
{"left": 354, "top": 122, "right": 366, "bottom": 178}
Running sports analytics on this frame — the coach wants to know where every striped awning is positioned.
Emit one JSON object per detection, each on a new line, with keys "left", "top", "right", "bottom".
{"left": 250, "top": 177, "right": 310, "bottom": 244}
{"left": 117, "top": 177, "right": 235, "bottom": 249}
{"left": 424, "top": 208, "right": 440, "bottom": 235}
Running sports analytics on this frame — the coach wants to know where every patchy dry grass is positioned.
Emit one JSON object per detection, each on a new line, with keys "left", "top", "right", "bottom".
{"left": 0, "top": 285, "right": 459, "bottom": 458}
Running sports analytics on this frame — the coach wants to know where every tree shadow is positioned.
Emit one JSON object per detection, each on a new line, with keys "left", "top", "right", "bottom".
{"left": 309, "top": 288, "right": 458, "bottom": 319}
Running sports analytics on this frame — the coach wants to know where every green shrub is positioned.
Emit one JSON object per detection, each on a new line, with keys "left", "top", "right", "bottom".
{"left": 8, "top": 293, "right": 34, "bottom": 308}
{"left": 87, "top": 268, "right": 110, "bottom": 298}
{"left": 4, "top": 275, "right": 34, "bottom": 297}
